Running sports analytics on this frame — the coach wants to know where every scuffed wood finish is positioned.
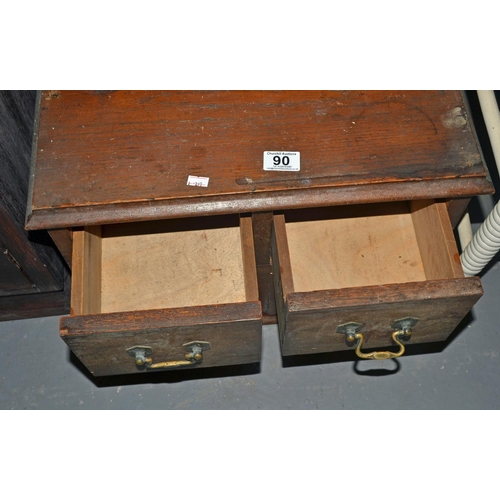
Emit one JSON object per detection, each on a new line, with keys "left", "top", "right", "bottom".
{"left": 281, "top": 279, "right": 483, "bottom": 356}
{"left": 27, "top": 90, "right": 493, "bottom": 230}
{"left": 60, "top": 302, "right": 262, "bottom": 376}
{"left": 271, "top": 202, "right": 483, "bottom": 357}
{"left": 65, "top": 215, "right": 263, "bottom": 375}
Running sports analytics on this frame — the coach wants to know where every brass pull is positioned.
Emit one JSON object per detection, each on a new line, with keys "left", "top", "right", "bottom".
{"left": 353, "top": 330, "right": 406, "bottom": 360}
{"left": 336, "top": 318, "right": 418, "bottom": 361}
{"left": 126, "top": 341, "right": 211, "bottom": 370}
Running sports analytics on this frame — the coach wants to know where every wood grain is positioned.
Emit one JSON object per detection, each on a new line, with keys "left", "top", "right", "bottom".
{"left": 27, "top": 90, "right": 493, "bottom": 230}
{"left": 411, "top": 200, "right": 464, "bottom": 280}
{"left": 60, "top": 302, "right": 262, "bottom": 376}
{"left": 100, "top": 220, "right": 246, "bottom": 313}
{"left": 0, "top": 90, "right": 69, "bottom": 320}
{"left": 71, "top": 226, "right": 102, "bottom": 315}
{"left": 252, "top": 212, "right": 273, "bottom": 266}
{"left": 0, "top": 90, "right": 64, "bottom": 291}
{"left": 240, "top": 216, "right": 259, "bottom": 302}
{"left": 251, "top": 212, "right": 277, "bottom": 319}
{"left": 271, "top": 215, "right": 292, "bottom": 345}
{"left": 271, "top": 215, "right": 295, "bottom": 298}
{"left": 285, "top": 202, "right": 426, "bottom": 291}
{"left": 282, "top": 278, "right": 483, "bottom": 356}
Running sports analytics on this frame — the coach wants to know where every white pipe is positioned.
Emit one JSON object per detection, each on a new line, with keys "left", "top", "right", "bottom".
{"left": 457, "top": 211, "right": 473, "bottom": 250}
{"left": 461, "top": 203, "right": 500, "bottom": 276}
{"left": 460, "top": 91, "right": 500, "bottom": 276}
{"left": 477, "top": 90, "right": 500, "bottom": 176}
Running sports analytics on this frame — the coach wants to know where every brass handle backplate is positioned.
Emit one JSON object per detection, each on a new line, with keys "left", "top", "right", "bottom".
{"left": 126, "top": 341, "right": 211, "bottom": 370}
{"left": 337, "top": 317, "right": 418, "bottom": 361}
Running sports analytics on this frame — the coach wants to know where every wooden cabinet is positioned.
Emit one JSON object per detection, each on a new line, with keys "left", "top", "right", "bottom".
{"left": 26, "top": 91, "right": 493, "bottom": 375}
{"left": 0, "top": 91, "right": 69, "bottom": 321}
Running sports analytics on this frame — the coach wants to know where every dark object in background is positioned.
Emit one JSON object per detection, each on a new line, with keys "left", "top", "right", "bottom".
{"left": 0, "top": 90, "right": 69, "bottom": 321}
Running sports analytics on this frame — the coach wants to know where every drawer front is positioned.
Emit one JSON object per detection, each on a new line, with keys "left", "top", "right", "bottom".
{"left": 277, "top": 280, "right": 482, "bottom": 356}
{"left": 271, "top": 201, "right": 483, "bottom": 358}
{"left": 61, "top": 302, "right": 262, "bottom": 376}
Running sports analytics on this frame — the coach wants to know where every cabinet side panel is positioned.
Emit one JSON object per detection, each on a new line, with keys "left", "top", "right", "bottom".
{"left": 0, "top": 90, "right": 64, "bottom": 290}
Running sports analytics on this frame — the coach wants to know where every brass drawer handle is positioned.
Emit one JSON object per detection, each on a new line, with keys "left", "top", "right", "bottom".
{"left": 337, "top": 318, "right": 418, "bottom": 360}
{"left": 126, "top": 341, "right": 211, "bottom": 370}
{"left": 353, "top": 330, "right": 406, "bottom": 360}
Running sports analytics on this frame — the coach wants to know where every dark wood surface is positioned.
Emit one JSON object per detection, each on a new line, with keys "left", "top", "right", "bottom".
{"left": 60, "top": 302, "right": 262, "bottom": 376}
{"left": 1, "top": 91, "right": 64, "bottom": 291}
{"left": 47, "top": 228, "right": 72, "bottom": 270}
{"left": 27, "top": 90, "right": 493, "bottom": 230}
{"left": 446, "top": 198, "right": 472, "bottom": 228}
{"left": 0, "top": 244, "right": 36, "bottom": 295}
{"left": 0, "top": 90, "right": 69, "bottom": 320}
{"left": 0, "top": 202, "right": 63, "bottom": 292}
{"left": 0, "top": 267, "right": 70, "bottom": 321}
{"left": 252, "top": 212, "right": 276, "bottom": 321}
{"left": 281, "top": 279, "right": 483, "bottom": 356}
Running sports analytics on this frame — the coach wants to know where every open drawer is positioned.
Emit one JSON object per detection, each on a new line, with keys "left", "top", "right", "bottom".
{"left": 271, "top": 200, "right": 483, "bottom": 358}
{"left": 60, "top": 215, "right": 262, "bottom": 376}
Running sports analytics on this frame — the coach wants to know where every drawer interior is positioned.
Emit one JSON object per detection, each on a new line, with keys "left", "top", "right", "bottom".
{"left": 281, "top": 200, "right": 463, "bottom": 293}
{"left": 71, "top": 214, "right": 258, "bottom": 315}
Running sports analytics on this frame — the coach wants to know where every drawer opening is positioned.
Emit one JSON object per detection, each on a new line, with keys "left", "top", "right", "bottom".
{"left": 71, "top": 214, "right": 259, "bottom": 315}
{"left": 277, "top": 200, "right": 464, "bottom": 294}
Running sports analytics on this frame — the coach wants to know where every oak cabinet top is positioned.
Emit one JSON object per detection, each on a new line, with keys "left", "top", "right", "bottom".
{"left": 26, "top": 90, "right": 492, "bottom": 229}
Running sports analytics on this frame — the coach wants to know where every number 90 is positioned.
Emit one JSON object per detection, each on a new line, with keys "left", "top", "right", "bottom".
{"left": 273, "top": 155, "right": 290, "bottom": 166}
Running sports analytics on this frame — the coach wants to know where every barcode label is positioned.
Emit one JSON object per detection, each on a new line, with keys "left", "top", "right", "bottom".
{"left": 187, "top": 175, "right": 210, "bottom": 187}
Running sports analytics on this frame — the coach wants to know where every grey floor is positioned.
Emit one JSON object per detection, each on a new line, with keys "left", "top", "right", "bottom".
{"left": 1, "top": 193, "right": 500, "bottom": 410}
